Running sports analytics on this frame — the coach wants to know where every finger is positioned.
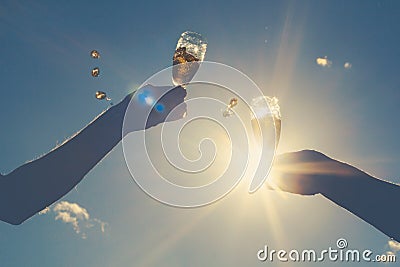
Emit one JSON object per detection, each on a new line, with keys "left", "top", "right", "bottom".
{"left": 145, "top": 101, "right": 187, "bottom": 128}
{"left": 265, "top": 182, "right": 275, "bottom": 191}
{"left": 143, "top": 86, "right": 187, "bottom": 129}
{"left": 164, "top": 102, "right": 187, "bottom": 122}
{"left": 172, "top": 85, "right": 187, "bottom": 99}
{"left": 274, "top": 173, "right": 320, "bottom": 195}
{"left": 162, "top": 86, "right": 186, "bottom": 106}
{"left": 275, "top": 150, "right": 330, "bottom": 166}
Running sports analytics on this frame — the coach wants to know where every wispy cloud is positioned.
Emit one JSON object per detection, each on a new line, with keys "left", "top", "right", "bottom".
{"left": 55, "top": 211, "right": 81, "bottom": 234}
{"left": 385, "top": 239, "right": 400, "bottom": 257}
{"left": 53, "top": 201, "right": 90, "bottom": 236}
{"left": 344, "top": 62, "right": 352, "bottom": 69}
{"left": 316, "top": 56, "right": 332, "bottom": 67}
{"left": 39, "top": 201, "right": 107, "bottom": 238}
{"left": 93, "top": 218, "right": 108, "bottom": 233}
{"left": 388, "top": 240, "right": 400, "bottom": 253}
{"left": 54, "top": 201, "right": 89, "bottom": 220}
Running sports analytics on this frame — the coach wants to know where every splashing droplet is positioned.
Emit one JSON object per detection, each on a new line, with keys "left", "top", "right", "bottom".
{"left": 223, "top": 98, "right": 238, "bottom": 117}
{"left": 90, "top": 50, "right": 100, "bottom": 59}
{"left": 228, "top": 98, "right": 238, "bottom": 108}
{"left": 91, "top": 67, "right": 100, "bottom": 77}
{"left": 95, "top": 91, "right": 111, "bottom": 101}
{"left": 95, "top": 91, "right": 106, "bottom": 100}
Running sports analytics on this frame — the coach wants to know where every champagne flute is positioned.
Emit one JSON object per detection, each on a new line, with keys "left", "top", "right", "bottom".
{"left": 172, "top": 31, "right": 207, "bottom": 86}
{"left": 251, "top": 96, "right": 281, "bottom": 149}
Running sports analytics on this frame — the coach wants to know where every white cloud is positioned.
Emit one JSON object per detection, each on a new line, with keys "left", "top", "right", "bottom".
{"left": 38, "top": 201, "right": 108, "bottom": 238}
{"left": 53, "top": 201, "right": 89, "bottom": 221}
{"left": 387, "top": 251, "right": 395, "bottom": 256}
{"left": 316, "top": 56, "right": 332, "bottom": 67}
{"left": 388, "top": 240, "right": 400, "bottom": 253}
{"left": 55, "top": 211, "right": 80, "bottom": 233}
{"left": 53, "top": 201, "right": 89, "bottom": 235}
{"left": 38, "top": 206, "right": 50, "bottom": 215}
{"left": 344, "top": 62, "right": 352, "bottom": 69}
{"left": 384, "top": 239, "right": 400, "bottom": 257}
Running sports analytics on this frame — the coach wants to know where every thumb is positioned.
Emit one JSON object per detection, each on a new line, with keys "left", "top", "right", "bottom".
{"left": 266, "top": 172, "right": 320, "bottom": 196}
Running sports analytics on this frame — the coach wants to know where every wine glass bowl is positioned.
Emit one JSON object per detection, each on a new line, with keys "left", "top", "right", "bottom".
{"left": 172, "top": 31, "right": 208, "bottom": 86}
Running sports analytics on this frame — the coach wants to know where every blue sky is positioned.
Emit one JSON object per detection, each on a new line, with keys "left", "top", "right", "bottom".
{"left": 1, "top": 0, "right": 399, "bottom": 266}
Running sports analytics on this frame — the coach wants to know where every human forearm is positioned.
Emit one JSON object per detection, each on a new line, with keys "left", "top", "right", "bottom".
{"left": 321, "top": 173, "right": 400, "bottom": 241}
{"left": 0, "top": 85, "right": 186, "bottom": 225}
{"left": 0, "top": 98, "right": 128, "bottom": 224}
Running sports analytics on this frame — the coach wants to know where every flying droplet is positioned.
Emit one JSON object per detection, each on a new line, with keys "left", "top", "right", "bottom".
{"left": 228, "top": 98, "right": 238, "bottom": 108}
{"left": 91, "top": 67, "right": 100, "bottom": 77}
{"left": 222, "top": 109, "right": 234, "bottom": 117}
{"left": 91, "top": 50, "right": 100, "bottom": 59}
{"left": 95, "top": 91, "right": 111, "bottom": 101}
{"left": 223, "top": 98, "right": 238, "bottom": 117}
{"left": 95, "top": 91, "right": 106, "bottom": 100}
{"left": 344, "top": 62, "right": 352, "bottom": 69}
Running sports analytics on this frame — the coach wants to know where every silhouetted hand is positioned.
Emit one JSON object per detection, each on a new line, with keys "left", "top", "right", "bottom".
{"left": 121, "top": 84, "right": 187, "bottom": 133}
{"left": 0, "top": 84, "right": 187, "bottom": 225}
{"left": 270, "top": 149, "right": 400, "bottom": 241}
{"left": 270, "top": 150, "right": 368, "bottom": 195}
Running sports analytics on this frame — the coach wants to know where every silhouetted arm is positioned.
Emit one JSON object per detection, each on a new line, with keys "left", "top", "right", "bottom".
{"left": 322, "top": 170, "right": 400, "bottom": 241}
{"left": 272, "top": 150, "right": 400, "bottom": 241}
{"left": 0, "top": 85, "right": 186, "bottom": 225}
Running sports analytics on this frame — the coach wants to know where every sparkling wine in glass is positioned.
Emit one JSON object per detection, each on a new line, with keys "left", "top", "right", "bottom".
{"left": 172, "top": 31, "right": 207, "bottom": 86}
{"left": 251, "top": 96, "right": 282, "bottom": 149}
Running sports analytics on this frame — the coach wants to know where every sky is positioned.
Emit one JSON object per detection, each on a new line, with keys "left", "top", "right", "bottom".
{"left": 1, "top": 0, "right": 400, "bottom": 266}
